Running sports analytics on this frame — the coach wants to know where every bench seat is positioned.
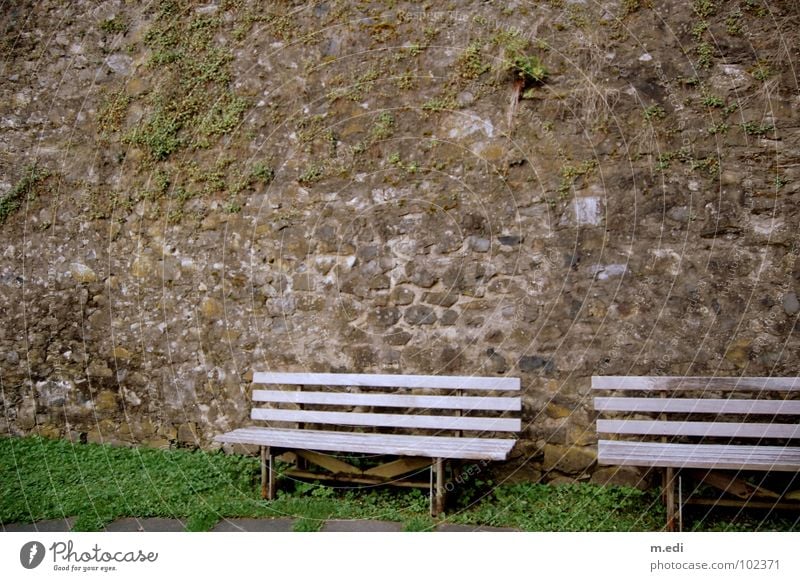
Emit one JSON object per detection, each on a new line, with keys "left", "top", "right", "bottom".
{"left": 215, "top": 427, "right": 516, "bottom": 461}
{"left": 599, "top": 441, "right": 800, "bottom": 471}
{"left": 217, "top": 371, "right": 521, "bottom": 514}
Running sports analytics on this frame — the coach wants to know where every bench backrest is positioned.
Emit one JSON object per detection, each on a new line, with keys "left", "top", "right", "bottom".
{"left": 592, "top": 376, "right": 800, "bottom": 467}
{"left": 250, "top": 372, "right": 521, "bottom": 436}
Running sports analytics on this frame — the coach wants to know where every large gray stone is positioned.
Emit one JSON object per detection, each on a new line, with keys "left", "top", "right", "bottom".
{"left": 783, "top": 292, "right": 799, "bottom": 315}
{"left": 543, "top": 444, "right": 597, "bottom": 474}
{"left": 404, "top": 305, "right": 436, "bottom": 325}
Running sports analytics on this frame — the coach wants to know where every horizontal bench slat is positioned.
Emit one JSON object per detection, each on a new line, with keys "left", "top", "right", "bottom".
{"left": 592, "top": 376, "right": 800, "bottom": 391}
{"left": 594, "top": 397, "right": 800, "bottom": 415}
{"left": 215, "top": 427, "right": 517, "bottom": 461}
{"left": 223, "top": 427, "right": 511, "bottom": 451}
{"left": 597, "top": 419, "right": 800, "bottom": 439}
{"left": 253, "top": 372, "right": 520, "bottom": 391}
{"left": 598, "top": 440, "right": 800, "bottom": 471}
{"left": 253, "top": 390, "right": 521, "bottom": 412}
{"left": 251, "top": 408, "right": 521, "bottom": 432}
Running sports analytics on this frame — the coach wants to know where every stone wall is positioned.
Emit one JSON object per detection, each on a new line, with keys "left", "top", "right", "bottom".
{"left": 1, "top": 0, "right": 799, "bottom": 486}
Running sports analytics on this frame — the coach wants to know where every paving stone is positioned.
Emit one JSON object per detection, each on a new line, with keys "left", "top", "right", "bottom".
{"left": 104, "top": 518, "right": 187, "bottom": 532}
{"left": 321, "top": 519, "right": 404, "bottom": 532}
{"left": 211, "top": 518, "right": 296, "bottom": 532}
{"left": 2, "top": 518, "right": 75, "bottom": 532}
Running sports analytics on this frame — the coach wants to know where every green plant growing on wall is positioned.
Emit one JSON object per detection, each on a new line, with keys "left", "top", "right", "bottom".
{"left": 250, "top": 163, "right": 274, "bottom": 183}
{"left": 696, "top": 42, "right": 714, "bottom": 69}
{"left": 707, "top": 122, "right": 729, "bottom": 135}
{"left": 421, "top": 94, "right": 457, "bottom": 113}
{"left": 725, "top": 9, "right": 743, "bottom": 35}
{"left": 119, "top": 5, "right": 247, "bottom": 161}
{"left": 370, "top": 112, "right": 395, "bottom": 140}
{"left": 97, "top": 90, "right": 132, "bottom": 135}
{"left": 507, "top": 54, "right": 548, "bottom": 86}
{"left": 0, "top": 165, "right": 50, "bottom": 225}
{"left": 751, "top": 61, "right": 772, "bottom": 81}
{"left": 456, "top": 42, "right": 490, "bottom": 81}
{"left": 700, "top": 92, "right": 724, "bottom": 108}
{"left": 99, "top": 16, "right": 128, "bottom": 35}
{"left": 298, "top": 164, "right": 324, "bottom": 184}
{"left": 692, "top": 0, "right": 716, "bottom": 18}
{"left": 643, "top": 105, "right": 666, "bottom": 121}
{"left": 504, "top": 52, "right": 548, "bottom": 124}
{"left": 558, "top": 160, "right": 597, "bottom": 199}
{"left": 740, "top": 121, "right": 774, "bottom": 136}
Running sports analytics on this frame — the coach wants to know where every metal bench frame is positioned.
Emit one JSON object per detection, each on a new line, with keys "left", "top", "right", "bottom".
{"left": 593, "top": 376, "right": 800, "bottom": 530}
{"left": 216, "top": 372, "right": 521, "bottom": 515}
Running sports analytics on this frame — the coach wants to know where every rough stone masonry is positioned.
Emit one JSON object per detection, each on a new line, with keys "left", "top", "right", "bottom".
{"left": 0, "top": 0, "right": 798, "bottom": 488}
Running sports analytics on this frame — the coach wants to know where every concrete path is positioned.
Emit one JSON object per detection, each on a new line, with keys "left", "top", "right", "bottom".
{"left": 2, "top": 518, "right": 518, "bottom": 532}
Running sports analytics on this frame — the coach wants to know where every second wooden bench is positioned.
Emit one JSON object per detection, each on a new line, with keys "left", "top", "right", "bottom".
{"left": 593, "top": 375, "right": 800, "bottom": 529}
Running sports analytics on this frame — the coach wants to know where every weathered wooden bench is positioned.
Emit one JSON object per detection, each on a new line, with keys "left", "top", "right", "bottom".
{"left": 216, "top": 372, "right": 521, "bottom": 515}
{"left": 593, "top": 376, "right": 800, "bottom": 530}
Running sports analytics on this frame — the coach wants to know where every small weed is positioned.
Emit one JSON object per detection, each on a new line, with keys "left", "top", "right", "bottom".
{"left": 643, "top": 105, "right": 666, "bottom": 121}
{"left": 722, "top": 103, "right": 739, "bottom": 117}
{"left": 124, "top": 106, "right": 182, "bottom": 160}
{"left": 0, "top": 165, "right": 50, "bottom": 224}
{"left": 507, "top": 54, "right": 548, "bottom": 85}
{"left": 558, "top": 159, "right": 597, "bottom": 198}
{"left": 250, "top": 163, "right": 274, "bottom": 183}
{"left": 725, "top": 10, "right": 743, "bottom": 35}
{"left": 692, "top": 0, "right": 716, "bottom": 18}
{"left": 456, "top": 42, "right": 490, "bottom": 81}
{"left": 690, "top": 156, "right": 720, "bottom": 176}
{"left": 740, "top": 121, "right": 774, "bottom": 136}
{"left": 97, "top": 90, "right": 131, "bottom": 134}
{"left": 403, "top": 515, "right": 435, "bottom": 531}
{"left": 347, "top": 67, "right": 380, "bottom": 101}
{"left": 692, "top": 21, "right": 709, "bottom": 41}
{"left": 700, "top": 93, "right": 724, "bottom": 108}
{"left": 404, "top": 161, "right": 419, "bottom": 174}
{"left": 298, "top": 164, "right": 324, "bottom": 184}
{"left": 422, "top": 95, "right": 456, "bottom": 113}
{"left": 404, "top": 43, "right": 423, "bottom": 58}
{"left": 620, "top": 0, "right": 641, "bottom": 16}
{"left": 743, "top": 0, "right": 768, "bottom": 18}
{"left": 775, "top": 175, "right": 788, "bottom": 189}
{"left": 99, "top": 16, "right": 128, "bottom": 35}
{"left": 195, "top": 95, "right": 248, "bottom": 147}
{"left": 696, "top": 42, "right": 714, "bottom": 69}
{"left": 370, "top": 112, "right": 395, "bottom": 141}
{"left": 223, "top": 200, "right": 242, "bottom": 214}
{"left": 492, "top": 28, "right": 529, "bottom": 57}
{"left": 655, "top": 155, "right": 672, "bottom": 171}
{"left": 751, "top": 61, "right": 772, "bottom": 81}
{"left": 708, "top": 122, "right": 729, "bottom": 135}
{"left": 396, "top": 72, "right": 415, "bottom": 91}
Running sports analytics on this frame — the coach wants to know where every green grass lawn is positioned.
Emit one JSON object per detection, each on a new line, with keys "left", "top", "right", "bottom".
{"left": 1, "top": 436, "right": 796, "bottom": 532}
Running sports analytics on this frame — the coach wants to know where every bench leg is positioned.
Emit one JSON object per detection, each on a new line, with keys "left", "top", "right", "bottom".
{"left": 430, "top": 458, "right": 445, "bottom": 517}
{"left": 261, "top": 446, "right": 275, "bottom": 500}
{"left": 664, "top": 467, "right": 676, "bottom": 532}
